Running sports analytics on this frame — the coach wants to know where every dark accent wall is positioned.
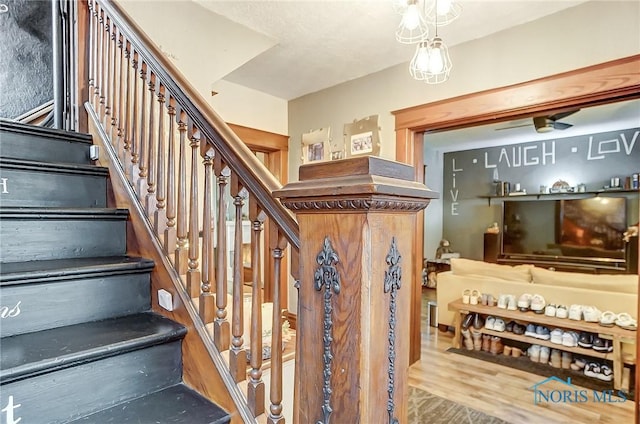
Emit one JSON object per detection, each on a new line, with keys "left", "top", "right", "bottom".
{"left": 442, "top": 127, "right": 640, "bottom": 260}
{"left": 0, "top": 0, "right": 53, "bottom": 119}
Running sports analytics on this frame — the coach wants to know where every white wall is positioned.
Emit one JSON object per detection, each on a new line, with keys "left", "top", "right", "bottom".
{"left": 288, "top": 0, "right": 640, "bottom": 262}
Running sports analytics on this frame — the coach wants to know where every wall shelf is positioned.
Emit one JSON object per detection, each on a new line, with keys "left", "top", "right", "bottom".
{"left": 479, "top": 189, "right": 639, "bottom": 205}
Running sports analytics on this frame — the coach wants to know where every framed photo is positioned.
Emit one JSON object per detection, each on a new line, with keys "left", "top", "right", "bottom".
{"left": 344, "top": 115, "right": 380, "bottom": 158}
{"left": 301, "top": 127, "right": 331, "bottom": 164}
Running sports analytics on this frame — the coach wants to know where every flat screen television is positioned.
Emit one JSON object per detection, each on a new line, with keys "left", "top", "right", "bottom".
{"left": 502, "top": 197, "right": 627, "bottom": 263}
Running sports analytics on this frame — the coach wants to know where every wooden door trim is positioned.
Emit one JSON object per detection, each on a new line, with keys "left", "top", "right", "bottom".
{"left": 393, "top": 55, "right": 640, "bottom": 373}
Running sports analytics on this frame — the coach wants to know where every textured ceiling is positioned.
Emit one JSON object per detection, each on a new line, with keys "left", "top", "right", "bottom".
{"left": 195, "top": 0, "right": 588, "bottom": 100}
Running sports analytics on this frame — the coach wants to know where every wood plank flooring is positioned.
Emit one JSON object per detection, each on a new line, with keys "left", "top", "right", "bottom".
{"left": 410, "top": 288, "right": 635, "bottom": 424}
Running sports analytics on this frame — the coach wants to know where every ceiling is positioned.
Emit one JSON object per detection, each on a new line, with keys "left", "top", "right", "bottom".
{"left": 195, "top": 0, "right": 589, "bottom": 100}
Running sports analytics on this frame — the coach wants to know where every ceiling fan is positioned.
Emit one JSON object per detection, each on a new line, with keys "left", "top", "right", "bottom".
{"left": 495, "top": 109, "right": 580, "bottom": 133}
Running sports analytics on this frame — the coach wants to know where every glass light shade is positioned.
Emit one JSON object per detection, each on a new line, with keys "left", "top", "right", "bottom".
{"left": 395, "top": 2, "right": 429, "bottom": 44}
{"left": 426, "top": 0, "right": 462, "bottom": 26}
{"left": 409, "top": 42, "right": 431, "bottom": 81}
{"left": 424, "top": 37, "right": 452, "bottom": 84}
{"left": 392, "top": 0, "right": 411, "bottom": 14}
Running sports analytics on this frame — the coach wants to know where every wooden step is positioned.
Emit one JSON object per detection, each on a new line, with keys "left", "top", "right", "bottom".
{"left": 67, "top": 383, "right": 230, "bottom": 424}
{"left": 0, "top": 119, "right": 94, "bottom": 165}
{"left": 0, "top": 158, "right": 108, "bottom": 207}
{"left": 0, "top": 256, "right": 153, "bottom": 337}
{"left": 0, "top": 208, "right": 128, "bottom": 262}
{"left": 1, "top": 338, "right": 184, "bottom": 423}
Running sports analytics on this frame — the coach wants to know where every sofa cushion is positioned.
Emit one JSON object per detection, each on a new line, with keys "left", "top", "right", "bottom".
{"left": 531, "top": 267, "right": 638, "bottom": 294}
{"left": 450, "top": 258, "right": 533, "bottom": 282}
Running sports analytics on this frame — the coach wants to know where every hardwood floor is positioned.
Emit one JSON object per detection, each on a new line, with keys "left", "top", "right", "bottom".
{"left": 409, "top": 288, "right": 635, "bottom": 424}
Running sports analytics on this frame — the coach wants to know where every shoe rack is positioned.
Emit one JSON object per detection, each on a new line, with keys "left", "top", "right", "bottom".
{"left": 449, "top": 298, "right": 636, "bottom": 391}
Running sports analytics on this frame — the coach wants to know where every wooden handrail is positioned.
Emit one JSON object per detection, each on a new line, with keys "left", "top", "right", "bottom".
{"left": 97, "top": 0, "right": 299, "bottom": 250}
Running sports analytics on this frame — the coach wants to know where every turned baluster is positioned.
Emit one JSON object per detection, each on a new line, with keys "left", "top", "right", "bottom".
{"left": 214, "top": 157, "right": 230, "bottom": 350}
{"left": 115, "top": 29, "right": 126, "bottom": 159}
{"left": 186, "top": 128, "right": 201, "bottom": 298}
{"left": 87, "top": 0, "right": 95, "bottom": 94}
{"left": 229, "top": 174, "right": 247, "bottom": 382}
{"left": 248, "top": 200, "right": 266, "bottom": 417}
{"left": 97, "top": 7, "right": 105, "bottom": 114}
{"left": 107, "top": 21, "right": 118, "bottom": 142}
{"left": 137, "top": 62, "right": 148, "bottom": 198}
{"left": 164, "top": 98, "right": 177, "bottom": 255}
{"left": 122, "top": 40, "right": 132, "bottom": 176}
{"left": 103, "top": 16, "right": 111, "bottom": 130}
{"left": 129, "top": 50, "right": 140, "bottom": 182}
{"left": 145, "top": 73, "right": 157, "bottom": 217}
{"left": 175, "top": 113, "right": 190, "bottom": 277}
{"left": 154, "top": 83, "right": 167, "bottom": 235}
{"left": 199, "top": 145, "right": 215, "bottom": 324}
{"left": 267, "top": 234, "right": 287, "bottom": 424}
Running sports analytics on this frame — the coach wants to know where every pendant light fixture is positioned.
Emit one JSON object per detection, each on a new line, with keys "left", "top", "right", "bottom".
{"left": 395, "top": 0, "right": 429, "bottom": 44}
{"left": 425, "top": 0, "right": 462, "bottom": 26}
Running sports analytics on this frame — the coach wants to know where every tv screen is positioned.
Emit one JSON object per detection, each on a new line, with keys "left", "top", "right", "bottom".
{"left": 502, "top": 198, "right": 627, "bottom": 260}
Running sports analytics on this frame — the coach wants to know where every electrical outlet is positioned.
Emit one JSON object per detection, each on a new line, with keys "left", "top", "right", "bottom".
{"left": 89, "top": 145, "right": 99, "bottom": 161}
{"left": 158, "top": 289, "right": 174, "bottom": 311}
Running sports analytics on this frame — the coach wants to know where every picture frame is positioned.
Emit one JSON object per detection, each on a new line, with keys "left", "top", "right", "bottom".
{"left": 301, "top": 127, "right": 331, "bottom": 164}
{"left": 344, "top": 115, "right": 380, "bottom": 158}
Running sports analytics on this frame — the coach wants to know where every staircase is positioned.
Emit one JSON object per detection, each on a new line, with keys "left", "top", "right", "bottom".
{"left": 0, "top": 120, "right": 230, "bottom": 423}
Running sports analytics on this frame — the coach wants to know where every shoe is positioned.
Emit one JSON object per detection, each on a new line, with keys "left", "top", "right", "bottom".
{"left": 615, "top": 313, "right": 638, "bottom": 331}
{"left": 481, "top": 293, "right": 489, "bottom": 306}
{"left": 511, "top": 347, "right": 523, "bottom": 358}
{"left": 599, "top": 311, "right": 616, "bottom": 327}
{"left": 485, "top": 316, "right": 496, "bottom": 331}
{"left": 517, "top": 293, "right": 532, "bottom": 312}
{"left": 462, "top": 328, "right": 474, "bottom": 350}
{"left": 562, "top": 331, "right": 579, "bottom": 347}
{"left": 598, "top": 364, "right": 614, "bottom": 382}
{"left": 470, "top": 290, "right": 481, "bottom": 305}
{"left": 592, "top": 336, "right": 612, "bottom": 352}
{"left": 539, "top": 346, "right": 551, "bottom": 364}
{"left": 493, "top": 318, "right": 506, "bottom": 332}
{"left": 473, "top": 314, "right": 485, "bottom": 330}
{"left": 462, "top": 313, "right": 474, "bottom": 330}
{"left": 583, "top": 306, "right": 602, "bottom": 323}
{"left": 584, "top": 363, "right": 601, "bottom": 379}
{"left": 577, "top": 332, "right": 593, "bottom": 348}
{"left": 507, "top": 295, "right": 518, "bottom": 311}
{"left": 472, "top": 329, "right": 483, "bottom": 350}
{"left": 550, "top": 329, "right": 564, "bottom": 344}
{"left": 535, "top": 325, "right": 550, "bottom": 341}
{"left": 562, "top": 352, "right": 573, "bottom": 369}
{"left": 512, "top": 323, "right": 526, "bottom": 335}
{"left": 490, "top": 336, "right": 504, "bottom": 355}
{"left": 528, "top": 345, "right": 541, "bottom": 363}
{"left": 503, "top": 345, "right": 513, "bottom": 356}
{"left": 505, "top": 321, "right": 515, "bottom": 332}
{"left": 524, "top": 323, "right": 537, "bottom": 338}
{"left": 555, "top": 305, "right": 569, "bottom": 319}
{"left": 462, "top": 289, "right": 471, "bottom": 304}
{"left": 482, "top": 334, "right": 491, "bottom": 352}
{"left": 486, "top": 294, "right": 496, "bottom": 307}
{"left": 575, "top": 357, "right": 587, "bottom": 369}
{"left": 549, "top": 349, "right": 561, "bottom": 368}
{"left": 544, "top": 304, "right": 557, "bottom": 317}
{"left": 530, "top": 294, "right": 546, "bottom": 314}
{"left": 569, "top": 304, "right": 583, "bottom": 321}
{"left": 497, "top": 294, "right": 508, "bottom": 309}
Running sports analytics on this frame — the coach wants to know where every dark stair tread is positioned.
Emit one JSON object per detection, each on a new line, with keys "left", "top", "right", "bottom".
{"left": 68, "top": 384, "right": 230, "bottom": 424}
{"left": 0, "top": 157, "right": 109, "bottom": 176}
{"left": 0, "top": 207, "right": 129, "bottom": 219}
{"left": 0, "top": 256, "right": 155, "bottom": 284}
{"left": 0, "top": 119, "right": 93, "bottom": 145}
{"left": 0, "top": 312, "right": 186, "bottom": 383}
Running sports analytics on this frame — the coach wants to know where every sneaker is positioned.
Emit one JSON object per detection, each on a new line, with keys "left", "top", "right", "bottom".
{"left": 524, "top": 323, "right": 537, "bottom": 338}
{"left": 583, "top": 306, "right": 602, "bottom": 323}
{"left": 598, "top": 364, "right": 614, "bottom": 382}
{"left": 517, "top": 293, "right": 532, "bottom": 312}
{"left": 569, "top": 304, "right": 583, "bottom": 321}
{"left": 505, "top": 321, "right": 515, "bottom": 332}
{"left": 575, "top": 357, "right": 587, "bottom": 369}
{"left": 555, "top": 305, "right": 569, "bottom": 319}
{"left": 485, "top": 316, "right": 496, "bottom": 331}
{"left": 493, "top": 318, "right": 506, "bottom": 332}
{"left": 497, "top": 294, "right": 509, "bottom": 309}
{"left": 592, "top": 336, "right": 612, "bottom": 352}
{"left": 550, "top": 329, "right": 564, "bottom": 344}
{"left": 584, "top": 363, "right": 601, "bottom": 379}
{"left": 512, "top": 323, "right": 526, "bottom": 335}
{"left": 473, "top": 313, "right": 485, "bottom": 329}
{"left": 530, "top": 294, "right": 546, "bottom": 314}
{"left": 528, "top": 345, "right": 541, "bottom": 363}
{"left": 544, "top": 304, "right": 557, "bottom": 317}
{"left": 507, "top": 295, "right": 518, "bottom": 311}
{"left": 539, "top": 346, "right": 551, "bottom": 364}
{"left": 562, "top": 331, "right": 579, "bottom": 347}
{"left": 577, "top": 332, "right": 593, "bottom": 348}
{"left": 535, "top": 325, "right": 551, "bottom": 341}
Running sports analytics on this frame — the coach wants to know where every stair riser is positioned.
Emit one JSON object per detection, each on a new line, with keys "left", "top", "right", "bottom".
{"left": 0, "top": 167, "right": 107, "bottom": 208}
{"left": 0, "top": 126, "right": 93, "bottom": 165}
{"left": 0, "top": 218, "right": 126, "bottom": 262}
{"left": 0, "top": 341, "right": 183, "bottom": 424}
{"left": 0, "top": 273, "right": 151, "bottom": 337}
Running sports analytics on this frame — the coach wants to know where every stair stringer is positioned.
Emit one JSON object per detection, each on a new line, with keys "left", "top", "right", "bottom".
{"left": 86, "top": 104, "right": 256, "bottom": 424}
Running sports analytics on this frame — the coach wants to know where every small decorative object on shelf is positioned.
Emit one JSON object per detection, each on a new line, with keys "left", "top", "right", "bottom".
{"left": 486, "top": 222, "right": 500, "bottom": 234}
{"left": 549, "top": 179, "right": 571, "bottom": 193}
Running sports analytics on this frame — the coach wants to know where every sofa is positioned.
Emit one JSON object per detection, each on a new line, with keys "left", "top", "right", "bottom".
{"left": 437, "top": 258, "right": 638, "bottom": 329}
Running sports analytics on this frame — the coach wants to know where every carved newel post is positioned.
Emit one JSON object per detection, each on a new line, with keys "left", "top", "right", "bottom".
{"left": 275, "top": 157, "right": 436, "bottom": 424}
